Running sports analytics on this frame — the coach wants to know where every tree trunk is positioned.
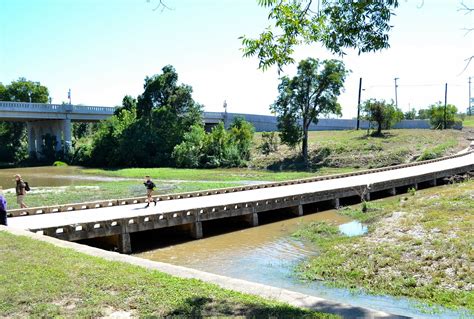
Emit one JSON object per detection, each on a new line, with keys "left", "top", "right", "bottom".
{"left": 302, "top": 126, "right": 309, "bottom": 166}
{"left": 377, "top": 122, "right": 382, "bottom": 135}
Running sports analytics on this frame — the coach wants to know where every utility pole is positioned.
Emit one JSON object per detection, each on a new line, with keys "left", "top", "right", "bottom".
{"left": 394, "top": 77, "right": 399, "bottom": 108}
{"left": 469, "top": 77, "right": 472, "bottom": 116}
{"left": 68, "top": 89, "right": 72, "bottom": 105}
{"left": 444, "top": 83, "right": 448, "bottom": 130}
{"left": 357, "top": 77, "right": 362, "bottom": 130}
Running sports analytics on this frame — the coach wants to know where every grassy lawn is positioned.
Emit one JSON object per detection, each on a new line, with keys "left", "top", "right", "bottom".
{"left": 293, "top": 180, "right": 474, "bottom": 313}
{"left": 0, "top": 232, "right": 335, "bottom": 318}
{"left": 252, "top": 129, "right": 467, "bottom": 170}
{"left": 463, "top": 115, "right": 474, "bottom": 128}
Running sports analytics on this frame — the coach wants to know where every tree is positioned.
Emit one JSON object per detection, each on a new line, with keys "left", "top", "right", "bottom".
{"left": 0, "top": 78, "right": 49, "bottom": 163}
{"left": 427, "top": 102, "right": 458, "bottom": 130}
{"left": 362, "top": 99, "right": 403, "bottom": 135}
{"left": 272, "top": 58, "right": 347, "bottom": 164}
{"left": 241, "top": 0, "right": 399, "bottom": 71}
{"left": 404, "top": 109, "right": 416, "bottom": 120}
{"left": 89, "top": 66, "right": 203, "bottom": 167}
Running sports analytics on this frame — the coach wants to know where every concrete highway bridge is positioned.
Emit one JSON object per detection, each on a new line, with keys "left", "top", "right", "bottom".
{"left": 8, "top": 150, "right": 474, "bottom": 253}
{"left": 0, "top": 101, "right": 433, "bottom": 158}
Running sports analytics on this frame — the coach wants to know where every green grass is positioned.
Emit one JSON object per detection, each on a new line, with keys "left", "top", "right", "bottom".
{"left": 4, "top": 180, "right": 244, "bottom": 209}
{"left": 0, "top": 232, "right": 336, "bottom": 318}
{"left": 252, "top": 129, "right": 467, "bottom": 170}
{"left": 463, "top": 115, "right": 474, "bottom": 128}
{"left": 294, "top": 180, "right": 474, "bottom": 313}
{"left": 81, "top": 167, "right": 330, "bottom": 182}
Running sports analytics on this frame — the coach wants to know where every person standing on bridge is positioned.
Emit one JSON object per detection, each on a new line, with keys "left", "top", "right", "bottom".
{"left": 14, "top": 174, "right": 28, "bottom": 209}
{"left": 144, "top": 176, "right": 157, "bottom": 208}
{"left": 0, "top": 187, "right": 7, "bottom": 226}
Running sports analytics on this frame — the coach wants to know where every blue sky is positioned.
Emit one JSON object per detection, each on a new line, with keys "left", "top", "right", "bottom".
{"left": 0, "top": 0, "right": 473, "bottom": 118}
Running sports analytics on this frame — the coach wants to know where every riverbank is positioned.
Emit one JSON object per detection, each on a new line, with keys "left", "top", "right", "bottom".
{"left": 0, "top": 230, "right": 337, "bottom": 318}
{"left": 294, "top": 180, "right": 473, "bottom": 313}
{"left": 252, "top": 129, "right": 467, "bottom": 170}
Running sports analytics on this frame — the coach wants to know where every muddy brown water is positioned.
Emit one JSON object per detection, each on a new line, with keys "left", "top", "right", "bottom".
{"left": 0, "top": 166, "right": 129, "bottom": 190}
{"left": 134, "top": 209, "right": 467, "bottom": 319}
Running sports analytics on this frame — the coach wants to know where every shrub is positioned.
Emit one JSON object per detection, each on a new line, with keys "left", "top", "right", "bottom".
{"left": 52, "top": 161, "right": 68, "bottom": 167}
{"left": 258, "top": 131, "right": 279, "bottom": 155}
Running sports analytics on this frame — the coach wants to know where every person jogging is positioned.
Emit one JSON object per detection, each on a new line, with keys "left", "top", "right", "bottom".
{"left": 143, "top": 176, "right": 157, "bottom": 208}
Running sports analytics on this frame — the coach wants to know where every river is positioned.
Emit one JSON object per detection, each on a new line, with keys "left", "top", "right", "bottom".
{"left": 135, "top": 210, "right": 469, "bottom": 319}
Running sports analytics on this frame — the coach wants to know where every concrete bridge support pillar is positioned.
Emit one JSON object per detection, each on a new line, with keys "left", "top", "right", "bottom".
{"left": 118, "top": 232, "right": 132, "bottom": 254}
{"left": 332, "top": 198, "right": 340, "bottom": 209}
{"left": 413, "top": 183, "right": 418, "bottom": 191}
{"left": 244, "top": 213, "right": 259, "bottom": 227}
{"left": 62, "top": 119, "right": 72, "bottom": 152}
{"left": 291, "top": 204, "right": 303, "bottom": 216}
{"left": 190, "top": 221, "right": 203, "bottom": 239}
{"left": 388, "top": 188, "right": 396, "bottom": 196}
{"left": 26, "top": 122, "right": 37, "bottom": 156}
{"left": 364, "top": 192, "right": 371, "bottom": 201}
{"left": 430, "top": 179, "right": 437, "bottom": 187}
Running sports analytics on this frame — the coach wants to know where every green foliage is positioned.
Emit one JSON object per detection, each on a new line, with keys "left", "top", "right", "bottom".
{"left": 427, "top": 103, "right": 458, "bottom": 129}
{"left": 88, "top": 66, "right": 203, "bottom": 167}
{"left": 404, "top": 109, "right": 416, "bottom": 120}
{"left": 258, "top": 131, "right": 279, "bottom": 155}
{"left": 272, "top": 58, "right": 347, "bottom": 163}
{"left": 362, "top": 99, "right": 403, "bottom": 135}
{"left": 172, "top": 124, "right": 207, "bottom": 168}
{"left": 173, "top": 119, "right": 255, "bottom": 168}
{"left": 242, "top": 0, "right": 399, "bottom": 70}
{"left": 407, "top": 187, "right": 416, "bottom": 196}
{"left": 0, "top": 78, "right": 50, "bottom": 164}
{"left": 53, "top": 161, "right": 68, "bottom": 167}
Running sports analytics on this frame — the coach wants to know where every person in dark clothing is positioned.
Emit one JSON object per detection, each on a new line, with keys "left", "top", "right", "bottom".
{"left": 144, "top": 176, "right": 157, "bottom": 208}
{"left": 15, "top": 174, "right": 28, "bottom": 208}
{"left": 0, "top": 187, "right": 7, "bottom": 226}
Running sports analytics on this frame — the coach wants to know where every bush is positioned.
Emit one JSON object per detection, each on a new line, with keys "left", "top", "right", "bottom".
{"left": 53, "top": 161, "right": 68, "bottom": 167}
{"left": 258, "top": 132, "right": 279, "bottom": 155}
{"left": 427, "top": 103, "right": 457, "bottom": 129}
{"left": 173, "top": 119, "right": 255, "bottom": 168}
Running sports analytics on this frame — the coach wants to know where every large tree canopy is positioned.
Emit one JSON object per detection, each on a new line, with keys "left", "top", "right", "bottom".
{"left": 241, "top": 0, "right": 399, "bottom": 70}
{"left": 272, "top": 57, "right": 348, "bottom": 164}
{"left": 89, "top": 65, "right": 203, "bottom": 167}
{"left": 0, "top": 78, "right": 50, "bottom": 163}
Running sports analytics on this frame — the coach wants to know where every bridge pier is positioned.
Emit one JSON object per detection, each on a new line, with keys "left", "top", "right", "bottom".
{"left": 430, "top": 179, "right": 437, "bottom": 186}
{"left": 244, "top": 213, "right": 259, "bottom": 227}
{"left": 118, "top": 232, "right": 132, "bottom": 254}
{"left": 291, "top": 204, "right": 303, "bottom": 216}
{"left": 190, "top": 221, "right": 203, "bottom": 239}
{"left": 388, "top": 188, "right": 397, "bottom": 196}
{"left": 26, "top": 119, "right": 72, "bottom": 158}
{"left": 332, "top": 198, "right": 340, "bottom": 209}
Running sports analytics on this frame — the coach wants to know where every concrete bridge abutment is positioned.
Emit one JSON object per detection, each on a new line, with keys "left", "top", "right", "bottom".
{"left": 118, "top": 232, "right": 132, "bottom": 254}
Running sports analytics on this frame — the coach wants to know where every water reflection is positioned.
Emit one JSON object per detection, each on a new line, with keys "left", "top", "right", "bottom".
{"left": 339, "top": 220, "right": 368, "bottom": 237}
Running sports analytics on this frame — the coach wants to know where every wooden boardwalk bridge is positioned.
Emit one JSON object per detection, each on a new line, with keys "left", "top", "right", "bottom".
{"left": 8, "top": 150, "right": 474, "bottom": 253}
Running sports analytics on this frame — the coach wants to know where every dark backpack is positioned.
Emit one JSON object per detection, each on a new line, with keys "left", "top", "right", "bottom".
{"left": 24, "top": 181, "right": 31, "bottom": 192}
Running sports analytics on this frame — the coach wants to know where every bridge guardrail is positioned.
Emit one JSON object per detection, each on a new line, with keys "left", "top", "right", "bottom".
{"left": 7, "top": 150, "right": 474, "bottom": 218}
{"left": 0, "top": 101, "right": 115, "bottom": 114}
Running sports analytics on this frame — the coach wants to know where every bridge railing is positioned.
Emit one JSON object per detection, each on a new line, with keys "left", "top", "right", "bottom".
{"left": 0, "top": 101, "right": 115, "bottom": 114}
{"left": 7, "top": 150, "right": 473, "bottom": 218}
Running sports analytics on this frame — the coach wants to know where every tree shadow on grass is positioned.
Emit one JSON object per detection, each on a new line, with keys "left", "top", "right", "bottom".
{"left": 355, "top": 131, "right": 396, "bottom": 140}
{"left": 267, "top": 148, "right": 332, "bottom": 172}
{"left": 164, "top": 296, "right": 319, "bottom": 318}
